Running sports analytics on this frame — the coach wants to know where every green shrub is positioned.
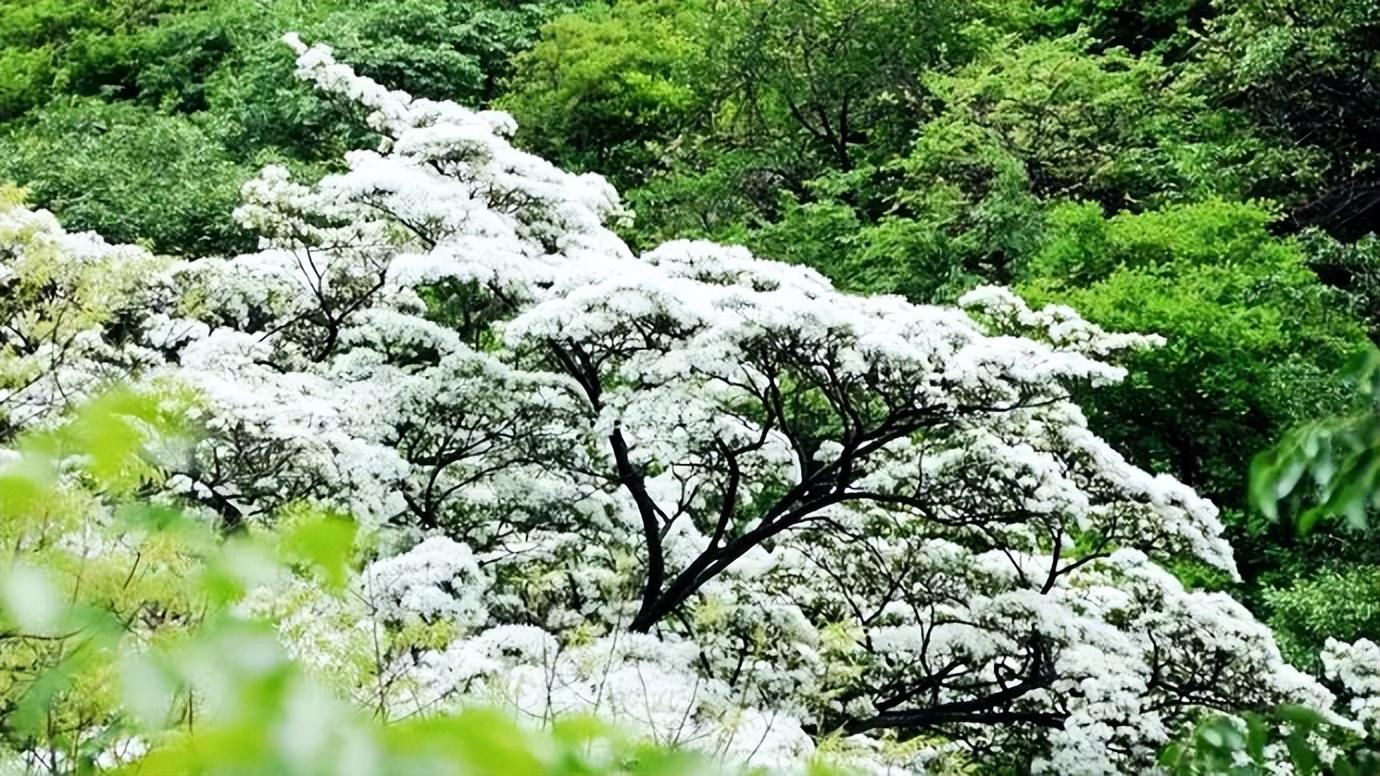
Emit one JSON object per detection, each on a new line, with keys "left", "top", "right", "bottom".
{"left": 0, "top": 99, "right": 254, "bottom": 255}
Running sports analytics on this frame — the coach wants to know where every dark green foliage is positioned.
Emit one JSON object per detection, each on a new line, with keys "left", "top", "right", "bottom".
{"left": 1302, "top": 230, "right": 1380, "bottom": 337}
{"left": 0, "top": 99, "right": 253, "bottom": 255}
{"left": 1189, "top": 0, "right": 1380, "bottom": 237}
{"left": 1036, "top": 0, "right": 1211, "bottom": 55}
{"left": 1161, "top": 706, "right": 1380, "bottom": 776}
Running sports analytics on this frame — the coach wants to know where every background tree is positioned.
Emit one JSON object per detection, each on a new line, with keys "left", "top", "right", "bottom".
{"left": 1188, "top": 0, "right": 1380, "bottom": 238}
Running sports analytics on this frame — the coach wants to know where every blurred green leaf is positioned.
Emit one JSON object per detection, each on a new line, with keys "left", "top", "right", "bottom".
{"left": 279, "top": 509, "right": 357, "bottom": 590}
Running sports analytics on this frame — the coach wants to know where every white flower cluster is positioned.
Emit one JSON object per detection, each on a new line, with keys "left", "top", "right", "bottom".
{"left": 1325, "top": 638, "right": 1380, "bottom": 731}
{"left": 361, "top": 536, "right": 489, "bottom": 627}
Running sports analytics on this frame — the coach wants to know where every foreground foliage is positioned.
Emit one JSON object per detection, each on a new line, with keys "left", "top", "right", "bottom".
{"left": 0, "top": 388, "right": 721, "bottom": 775}
{"left": 3, "top": 0, "right": 1379, "bottom": 667}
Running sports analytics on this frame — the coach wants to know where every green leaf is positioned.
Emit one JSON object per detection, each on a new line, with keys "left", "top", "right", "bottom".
{"left": 1277, "top": 704, "right": 1328, "bottom": 730}
{"left": 1285, "top": 730, "right": 1319, "bottom": 776}
{"left": 1158, "top": 741, "right": 1185, "bottom": 769}
{"left": 279, "top": 510, "right": 357, "bottom": 590}
{"left": 1244, "top": 712, "right": 1268, "bottom": 762}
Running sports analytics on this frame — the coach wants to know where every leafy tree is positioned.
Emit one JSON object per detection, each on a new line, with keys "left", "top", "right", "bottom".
{"left": 0, "top": 0, "right": 584, "bottom": 256}
{"left": 0, "top": 99, "right": 253, "bottom": 255}
{"left": 501, "top": 0, "right": 1026, "bottom": 248}
{"left": 909, "top": 36, "right": 1313, "bottom": 212}
{"left": 500, "top": 0, "right": 710, "bottom": 184}
{"left": 663, "top": 35, "right": 1312, "bottom": 305}
{"left": 0, "top": 0, "right": 195, "bottom": 120}
{"left": 1188, "top": 0, "right": 1380, "bottom": 237}
{"left": 713, "top": 0, "right": 1014, "bottom": 172}
{"left": 1018, "top": 202, "right": 1370, "bottom": 588}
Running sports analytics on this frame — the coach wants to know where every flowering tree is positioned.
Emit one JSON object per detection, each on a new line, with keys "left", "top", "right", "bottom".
{"left": 0, "top": 37, "right": 1346, "bottom": 774}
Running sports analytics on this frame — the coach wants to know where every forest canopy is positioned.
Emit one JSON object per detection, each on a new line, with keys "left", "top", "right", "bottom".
{"left": 2, "top": 0, "right": 1380, "bottom": 774}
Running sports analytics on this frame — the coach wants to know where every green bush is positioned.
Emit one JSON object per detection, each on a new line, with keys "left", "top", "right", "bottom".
{"left": 1020, "top": 201, "right": 1366, "bottom": 507}
{"left": 500, "top": 0, "right": 709, "bottom": 184}
{"left": 0, "top": 99, "right": 253, "bottom": 255}
{"left": 1266, "top": 567, "right": 1380, "bottom": 668}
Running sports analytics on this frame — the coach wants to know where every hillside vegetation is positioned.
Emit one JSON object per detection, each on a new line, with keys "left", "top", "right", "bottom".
{"left": 3, "top": 0, "right": 1380, "bottom": 773}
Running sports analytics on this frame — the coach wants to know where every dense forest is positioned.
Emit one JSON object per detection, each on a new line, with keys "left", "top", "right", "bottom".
{"left": 2, "top": 0, "right": 1380, "bottom": 773}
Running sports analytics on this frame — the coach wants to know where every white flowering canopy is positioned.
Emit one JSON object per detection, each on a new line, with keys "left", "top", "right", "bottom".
{"left": 0, "top": 36, "right": 1342, "bottom": 774}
